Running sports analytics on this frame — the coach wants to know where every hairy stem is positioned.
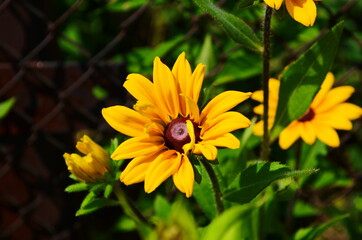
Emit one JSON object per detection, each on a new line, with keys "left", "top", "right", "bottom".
{"left": 261, "top": 6, "right": 273, "bottom": 161}
{"left": 113, "top": 183, "right": 152, "bottom": 227}
{"left": 201, "top": 159, "right": 224, "bottom": 214}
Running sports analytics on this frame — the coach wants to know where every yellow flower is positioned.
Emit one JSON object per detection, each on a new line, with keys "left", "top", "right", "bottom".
{"left": 264, "top": 0, "right": 319, "bottom": 26}
{"left": 102, "top": 52, "right": 251, "bottom": 197}
{"left": 64, "top": 135, "right": 109, "bottom": 182}
{"left": 252, "top": 72, "right": 362, "bottom": 149}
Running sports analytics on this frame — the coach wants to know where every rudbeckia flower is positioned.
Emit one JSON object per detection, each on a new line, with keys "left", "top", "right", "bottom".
{"left": 64, "top": 135, "right": 109, "bottom": 182}
{"left": 102, "top": 52, "right": 251, "bottom": 197}
{"left": 252, "top": 73, "right": 362, "bottom": 149}
{"left": 264, "top": 0, "right": 319, "bottom": 26}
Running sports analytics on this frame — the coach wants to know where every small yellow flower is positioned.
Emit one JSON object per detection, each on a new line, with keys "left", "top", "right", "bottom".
{"left": 252, "top": 72, "right": 362, "bottom": 149}
{"left": 102, "top": 52, "right": 251, "bottom": 197}
{"left": 264, "top": 0, "right": 319, "bottom": 26}
{"left": 64, "top": 135, "right": 109, "bottom": 182}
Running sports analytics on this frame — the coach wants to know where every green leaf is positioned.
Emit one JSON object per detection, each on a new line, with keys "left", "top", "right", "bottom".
{"left": 76, "top": 198, "right": 117, "bottom": 216}
{"left": 196, "top": 34, "right": 216, "bottom": 73}
{"left": 193, "top": 0, "right": 262, "bottom": 52}
{"left": 292, "top": 214, "right": 349, "bottom": 240}
{"left": 104, "top": 184, "right": 113, "bottom": 198}
{"left": 224, "top": 161, "right": 318, "bottom": 204}
{"left": 0, "top": 97, "right": 16, "bottom": 119}
{"left": 238, "top": 0, "right": 263, "bottom": 8}
{"left": 192, "top": 159, "right": 218, "bottom": 219}
{"left": 105, "top": 0, "right": 148, "bottom": 12}
{"left": 298, "top": 140, "right": 327, "bottom": 185}
{"left": 272, "top": 21, "right": 344, "bottom": 137}
{"left": 201, "top": 204, "right": 255, "bottom": 240}
{"left": 154, "top": 195, "right": 172, "bottom": 220}
{"left": 65, "top": 182, "right": 90, "bottom": 192}
{"left": 92, "top": 85, "right": 108, "bottom": 100}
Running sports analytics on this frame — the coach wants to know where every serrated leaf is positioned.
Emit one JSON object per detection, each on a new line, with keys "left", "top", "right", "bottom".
{"left": 292, "top": 214, "right": 349, "bottom": 240}
{"left": 0, "top": 97, "right": 16, "bottom": 119}
{"left": 224, "top": 162, "right": 318, "bottom": 204}
{"left": 192, "top": 160, "right": 218, "bottom": 219}
{"left": 65, "top": 182, "right": 90, "bottom": 192}
{"left": 193, "top": 0, "right": 262, "bottom": 52}
{"left": 272, "top": 22, "right": 344, "bottom": 137}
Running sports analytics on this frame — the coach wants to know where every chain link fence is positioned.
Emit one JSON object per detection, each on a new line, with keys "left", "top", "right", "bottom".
{"left": 0, "top": 0, "right": 152, "bottom": 239}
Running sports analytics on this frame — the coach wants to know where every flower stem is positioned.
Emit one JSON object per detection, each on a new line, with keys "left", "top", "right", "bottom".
{"left": 113, "top": 183, "right": 152, "bottom": 227}
{"left": 261, "top": 6, "right": 273, "bottom": 162}
{"left": 201, "top": 158, "right": 224, "bottom": 214}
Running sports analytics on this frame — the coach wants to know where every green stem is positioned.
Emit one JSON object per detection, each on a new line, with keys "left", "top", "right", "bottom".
{"left": 261, "top": 6, "right": 272, "bottom": 162}
{"left": 113, "top": 183, "right": 152, "bottom": 227}
{"left": 201, "top": 159, "right": 224, "bottom": 214}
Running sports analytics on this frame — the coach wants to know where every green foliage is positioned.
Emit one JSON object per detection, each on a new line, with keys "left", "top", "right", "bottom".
{"left": 193, "top": 0, "right": 262, "bottom": 52}
{"left": 272, "top": 22, "right": 344, "bottom": 137}
{"left": 224, "top": 161, "right": 318, "bottom": 204}
{"left": 201, "top": 204, "right": 255, "bottom": 240}
{"left": 292, "top": 214, "right": 349, "bottom": 240}
{"left": 0, "top": 97, "right": 15, "bottom": 119}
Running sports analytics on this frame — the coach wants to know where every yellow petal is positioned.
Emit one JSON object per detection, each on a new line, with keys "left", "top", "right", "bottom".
{"left": 123, "top": 73, "right": 155, "bottom": 103}
{"left": 111, "top": 136, "right": 165, "bottom": 160}
{"left": 263, "top": 0, "right": 284, "bottom": 9}
{"left": 253, "top": 104, "right": 263, "bottom": 115}
{"left": 102, "top": 106, "right": 150, "bottom": 137}
{"left": 300, "top": 121, "right": 316, "bottom": 145}
{"left": 183, "top": 120, "right": 196, "bottom": 154}
{"left": 201, "top": 112, "right": 251, "bottom": 140}
{"left": 120, "top": 152, "right": 161, "bottom": 185}
{"left": 253, "top": 120, "right": 264, "bottom": 136}
{"left": 153, "top": 57, "right": 180, "bottom": 119}
{"left": 251, "top": 90, "right": 263, "bottom": 103}
{"left": 194, "top": 143, "right": 218, "bottom": 160}
{"left": 64, "top": 153, "right": 92, "bottom": 182}
{"left": 190, "top": 63, "right": 206, "bottom": 103}
{"left": 144, "top": 150, "right": 181, "bottom": 193}
{"left": 315, "top": 125, "right": 340, "bottom": 148}
{"left": 133, "top": 101, "right": 169, "bottom": 123}
{"left": 286, "top": 0, "right": 317, "bottom": 27}
{"left": 331, "top": 103, "right": 362, "bottom": 120}
{"left": 76, "top": 135, "right": 108, "bottom": 167}
{"left": 314, "top": 112, "right": 353, "bottom": 130}
{"left": 172, "top": 52, "right": 192, "bottom": 116}
{"left": 311, "top": 72, "right": 334, "bottom": 108}
{"left": 200, "top": 91, "right": 252, "bottom": 124}
{"left": 172, "top": 154, "right": 194, "bottom": 198}
{"left": 279, "top": 121, "right": 302, "bottom": 149}
{"left": 315, "top": 86, "right": 355, "bottom": 113}
{"left": 202, "top": 133, "right": 240, "bottom": 149}
{"left": 180, "top": 94, "right": 200, "bottom": 122}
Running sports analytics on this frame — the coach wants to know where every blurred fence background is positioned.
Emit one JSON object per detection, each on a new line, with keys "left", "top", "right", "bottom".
{"left": 0, "top": 0, "right": 150, "bottom": 239}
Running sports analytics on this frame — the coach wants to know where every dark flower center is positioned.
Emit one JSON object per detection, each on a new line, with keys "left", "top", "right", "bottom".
{"left": 164, "top": 117, "right": 200, "bottom": 153}
{"left": 298, "top": 108, "right": 315, "bottom": 122}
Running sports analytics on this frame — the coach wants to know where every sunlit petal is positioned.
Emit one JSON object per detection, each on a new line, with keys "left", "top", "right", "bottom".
{"left": 194, "top": 143, "right": 218, "bottom": 160}
{"left": 315, "top": 124, "right": 340, "bottom": 147}
{"left": 111, "top": 136, "right": 165, "bottom": 160}
{"left": 144, "top": 150, "right": 181, "bottom": 193}
{"left": 173, "top": 154, "right": 194, "bottom": 198}
{"left": 279, "top": 121, "right": 302, "bottom": 149}
{"left": 202, "top": 133, "right": 240, "bottom": 149}
{"left": 102, "top": 106, "right": 150, "bottom": 137}
{"left": 200, "top": 91, "right": 252, "bottom": 124}
{"left": 286, "top": 0, "right": 317, "bottom": 27}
